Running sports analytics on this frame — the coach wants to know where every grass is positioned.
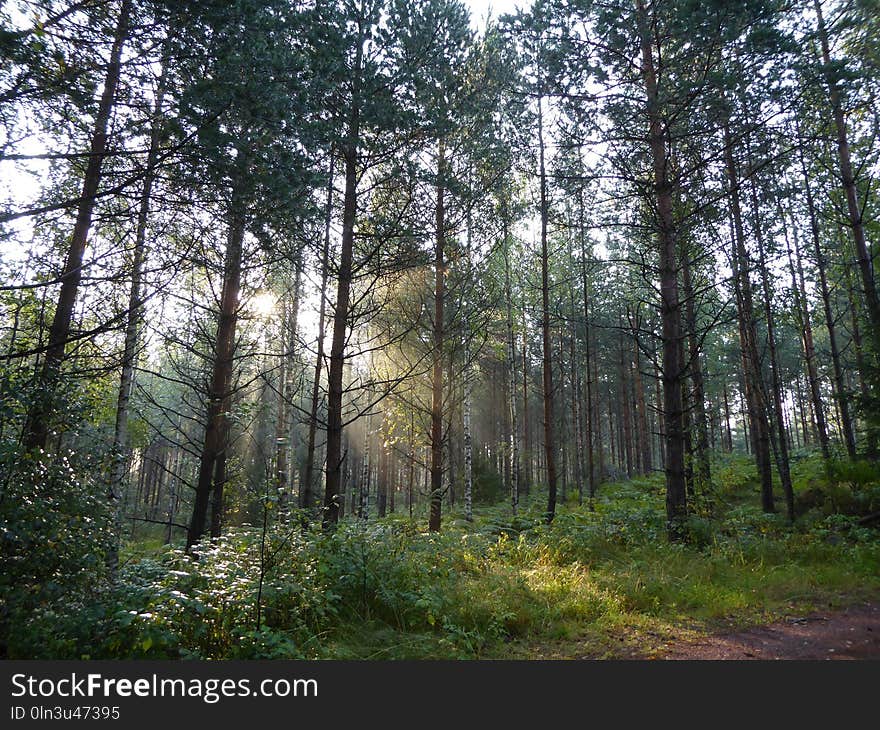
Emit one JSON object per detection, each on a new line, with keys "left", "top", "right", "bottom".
{"left": 13, "top": 451, "right": 879, "bottom": 660}
{"left": 311, "top": 454, "right": 880, "bottom": 659}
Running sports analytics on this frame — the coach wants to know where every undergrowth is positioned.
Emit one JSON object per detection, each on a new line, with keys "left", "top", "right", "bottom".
{"left": 5, "top": 451, "right": 879, "bottom": 659}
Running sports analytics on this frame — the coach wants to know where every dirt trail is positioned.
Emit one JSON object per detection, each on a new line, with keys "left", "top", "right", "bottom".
{"left": 658, "top": 602, "right": 880, "bottom": 660}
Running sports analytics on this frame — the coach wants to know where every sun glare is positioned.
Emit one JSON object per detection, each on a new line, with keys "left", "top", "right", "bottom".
{"left": 250, "top": 291, "right": 277, "bottom": 319}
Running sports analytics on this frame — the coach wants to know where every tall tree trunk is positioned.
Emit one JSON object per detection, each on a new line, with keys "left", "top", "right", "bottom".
{"left": 304, "top": 153, "right": 334, "bottom": 511}
{"left": 275, "top": 262, "right": 301, "bottom": 513}
{"left": 107, "top": 63, "right": 166, "bottom": 573}
{"left": 359, "top": 410, "right": 371, "bottom": 519}
{"left": 608, "top": 395, "right": 616, "bottom": 473}
{"left": 187, "top": 210, "right": 245, "bottom": 550}
{"left": 389, "top": 452, "right": 396, "bottom": 514}
{"left": 619, "top": 324, "right": 633, "bottom": 478}
{"left": 446, "top": 380, "right": 456, "bottom": 509}
{"left": 275, "top": 301, "right": 289, "bottom": 500}
{"left": 654, "top": 362, "right": 664, "bottom": 468}
{"left": 638, "top": 1, "right": 687, "bottom": 538}
{"left": 630, "top": 319, "right": 651, "bottom": 475}
{"left": 578, "top": 194, "right": 596, "bottom": 505}
{"left": 284, "top": 264, "right": 302, "bottom": 503}
{"left": 209, "top": 424, "right": 227, "bottom": 540}
{"left": 814, "top": 224, "right": 856, "bottom": 459}
{"left": 377, "top": 414, "right": 387, "bottom": 518}
{"left": 783, "top": 201, "right": 830, "bottom": 460}
{"left": 23, "top": 0, "right": 132, "bottom": 453}
{"left": 680, "top": 250, "right": 711, "bottom": 500}
{"left": 750, "top": 178, "right": 795, "bottom": 521}
{"left": 537, "top": 95, "right": 558, "bottom": 523}
{"left": 594, "top": 352, "right": 604, "bottom": 481}
{"left": 503, "top": 203, "right": 520, "bottom": 516}
{"left": 678, "top": 328, "right": 694, "bottom": 502}
{"left": 795, "top": 372, "right": 809, "bottom": 449}
{"left": 463, "top": 186, "right": 475, "bottom": 521}
{"left": 738, "top": 377, "right": 749, "bottom": 453}
{"left": 322, "top": 33, "right": 362, "bottom": 528}
{"left": 844, "top": 259, "right": 877, "bottom": 458}
{"left": 521, "top": 287, "right": 531, "bottom": 497}
{"left": 723, "top": 123, "right": 775, "bottom": 514}
{"left": 567, "top": 282, "right": 583, "bottom": 502}
{"left": 722, "top": 382, "right": 733, "bottom": 452}
{"left": 814, "top": 0, "right": 880, "bottom": 357}
{"left": 559, "top": 339, "right": 568, "bottom": 501}
{"left": 502, "top": 353, "right": 512, "bottom": 493}
{"left": 797, "top": 121, "right": 856, "bottom": 458}
{"left": 408, "top": 412, "right": 415, "bottom": 519}
{"left": 429, "top": 138, "right": 446, "bottom": 532}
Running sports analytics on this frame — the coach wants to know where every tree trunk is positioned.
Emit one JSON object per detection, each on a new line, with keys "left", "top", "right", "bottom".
{"left": 619, "top": 324, "right": 633, "bottom": 478}
{"left": 723, "top": 122, "right": 774, "bottom": 514}
{"left": 187, "top": 210, "right": 245, "bottom": 550}
{"left": 377, "top": 414, "right": 387, "bottom": 518}
{"left": 795, "top": 372, "right": 809, "bottom": 449}
{"left": 521, "top": 287, "right": 531, "bottom": 497}
{"left": 463, "top": 192, "right": 475, "bottom": 521}
{"left": 23, "top": 0, "right": 132, "bottom": 453}
{"left": 275, "top": 262, "right": 301, "bottom": 514}
{"left": 783, "top": 199, "right": 830, "bottom": 460}
{"left": 750, "top": 178, "right": 795, "bottom": 522}
{"left": 284, "top": 264, "right": 302, "bottom": 503}
{"left": 680, "top": 249, "right": 711, "bottom": 499}
{"left": 559, "top": 338, "right": 569, "bottom": 501}
{"left": 631, "top": 321, "right": 651, "bottom": 475}
{"left": 304, "top": 153, "right": 334, "bottom": 512}
{"left": 503, "top": 203, "right": 520, "bottom": 516}
{"left": 814, "top": 0, "right": 880, "bottom": 357}
{"left": 654, "top": 362, "right": 664, "bottom": 468}
{"left": 844, "top": 259, "right": 877, "bottom": 458}
{"left": 322, "top": 35, "right": 362, "bottom": 528}
{"left": 815, "top": 223, "right": 856, "bottom": 460}
{"left": 429, "top": 138, "right": 446, "bottom": 532}
{"left": 107, "top": 63, "right": 166, "bottom": 573}
{"left": 722, "top": 382, "right": 733, "bottom": 452}
{"left": 637, "top": 1, "right": 687, "bottom": 538}
{"left": 537, "top": 95, "right": 558, "bottom": 524}
{"left": 797, "top": 122, "right": 855, "bottom": 459}
{"left": 408, "top": 412, "right": 416, "bottom": 519}
{"left": 578, "top": 194, "right": 596, "bottom": 505}
{"left": 359, "top": 410, "right": 371, "bottom": 519}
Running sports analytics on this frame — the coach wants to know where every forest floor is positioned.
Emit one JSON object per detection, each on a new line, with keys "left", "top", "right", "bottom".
{"left": 33, "top": 453, "right": 875, "bottom": 661}
{"left": 497, "top": 598, "right": 880, "bottom": 660}
{"left": 657, "top": 601, "right": 880, "bottom": 659}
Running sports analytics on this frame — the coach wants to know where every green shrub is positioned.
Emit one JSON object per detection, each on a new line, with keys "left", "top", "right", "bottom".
{"left": 0, "top": 447, "right": 114, "bottom": 658}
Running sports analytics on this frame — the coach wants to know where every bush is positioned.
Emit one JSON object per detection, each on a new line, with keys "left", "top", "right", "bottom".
{"left": 0, "top": 447, "right": 114, "bottom": 658}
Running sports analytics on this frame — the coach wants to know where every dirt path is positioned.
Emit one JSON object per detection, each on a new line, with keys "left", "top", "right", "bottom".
{"left": 658, "top": 602, "right": 880, "bottom": 660}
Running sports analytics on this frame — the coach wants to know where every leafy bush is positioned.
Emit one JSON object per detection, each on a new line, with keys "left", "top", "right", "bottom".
{"left": 830, "top": 459, "right": 880, "bottom": 490}
{"left": 0, "top": 447, "right": 114, "bottom": 658}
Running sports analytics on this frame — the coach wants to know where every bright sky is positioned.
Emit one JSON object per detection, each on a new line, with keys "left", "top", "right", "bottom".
{"left": 465, "top": 0, "right": 526, "bottom": 29}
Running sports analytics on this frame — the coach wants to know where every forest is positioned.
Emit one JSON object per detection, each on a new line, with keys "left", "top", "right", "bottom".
{"left": 0, "top": 0, "right": 879, "bottom": 661}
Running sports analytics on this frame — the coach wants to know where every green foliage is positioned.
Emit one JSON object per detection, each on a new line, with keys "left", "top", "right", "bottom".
{"left": 0, "top": 447, "right": 114, "bottom": 658}
{"left": 830, "top": 458, "right": 880, "bottom": 489}
{"left": 471, "top": 453, "right": 504, "bottom": 504}
{"left": 791, "top": 455, "right": 880, "bottom": 519}
{"left": 4, "top": 448, "right": 880, "bottom": 659}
